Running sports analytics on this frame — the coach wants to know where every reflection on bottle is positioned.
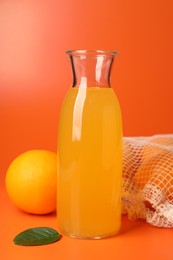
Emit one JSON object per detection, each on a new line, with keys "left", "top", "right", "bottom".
{"left": 96, "top": 56, "right": 104, "bottom": 83}
{"left": 72, "top": 77, "right": 87, "bottom": 141}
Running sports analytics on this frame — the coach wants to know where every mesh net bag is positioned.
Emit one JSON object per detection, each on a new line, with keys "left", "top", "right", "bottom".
{"left": 122, "top": 134, "right": 173, "bottom": 228}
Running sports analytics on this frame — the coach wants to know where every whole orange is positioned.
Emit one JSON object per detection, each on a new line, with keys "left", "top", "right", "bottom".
{"left": 5, "top": 150, "right": 57, "bottom": 215}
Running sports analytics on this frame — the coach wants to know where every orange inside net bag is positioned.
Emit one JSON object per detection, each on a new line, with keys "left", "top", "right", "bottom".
{"left": 122, "top": 134, "right": 173, "bottom": 228}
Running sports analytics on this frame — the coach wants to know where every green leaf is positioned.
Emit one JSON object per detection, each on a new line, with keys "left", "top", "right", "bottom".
{"left": 13, "top": 227, "right": 62, "bottom": 246}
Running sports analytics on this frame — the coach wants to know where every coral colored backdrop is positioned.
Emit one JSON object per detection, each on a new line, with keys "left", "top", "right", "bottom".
{"left": 1, "top": 0, "right": 173, "bottom": 179}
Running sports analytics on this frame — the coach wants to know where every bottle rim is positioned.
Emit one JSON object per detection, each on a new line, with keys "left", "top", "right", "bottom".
{"left": 66, "top": 49, "right": 118, "bottom": 57}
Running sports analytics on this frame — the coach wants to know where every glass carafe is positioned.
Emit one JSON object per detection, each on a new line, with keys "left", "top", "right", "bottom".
{"left": 57, "top": 50, "right": 122, "bottom": 239}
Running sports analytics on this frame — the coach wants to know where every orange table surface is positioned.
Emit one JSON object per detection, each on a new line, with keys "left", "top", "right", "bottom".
{"left": 1, "top": 185, "right": 173, "bottom": 260}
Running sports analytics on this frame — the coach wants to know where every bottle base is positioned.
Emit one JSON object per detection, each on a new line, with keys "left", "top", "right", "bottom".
{"left": 60, "top": 229, "right": 120, "bottom": 240}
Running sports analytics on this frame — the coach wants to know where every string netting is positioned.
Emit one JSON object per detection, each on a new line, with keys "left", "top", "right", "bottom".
{"left": 122, "top": 134, "right": 173, "bottom": 228}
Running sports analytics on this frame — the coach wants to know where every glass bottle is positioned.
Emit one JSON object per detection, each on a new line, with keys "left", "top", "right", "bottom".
{"left": 57, "top": 50, "right": 122, "bottom": 239}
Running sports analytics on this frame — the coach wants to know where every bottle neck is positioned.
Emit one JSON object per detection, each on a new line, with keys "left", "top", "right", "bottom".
{"left": 67, "top": 50, "right": 117, "bottom": 88}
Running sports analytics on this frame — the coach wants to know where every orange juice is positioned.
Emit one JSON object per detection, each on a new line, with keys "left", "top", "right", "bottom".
{"left": 58, "top": 87, "right": 122, "bottom": 239}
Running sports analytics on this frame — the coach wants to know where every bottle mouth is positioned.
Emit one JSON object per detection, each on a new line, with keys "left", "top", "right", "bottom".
{"left": 66, "top": 50, "right": 118, "bottom": 57}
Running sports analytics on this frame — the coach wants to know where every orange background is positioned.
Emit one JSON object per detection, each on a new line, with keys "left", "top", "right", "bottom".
{"left": 1, "top": 1, "right": 173, "bottom": 259}
{"left": 1, "top": 0, "right": 173, "bottom": 177}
